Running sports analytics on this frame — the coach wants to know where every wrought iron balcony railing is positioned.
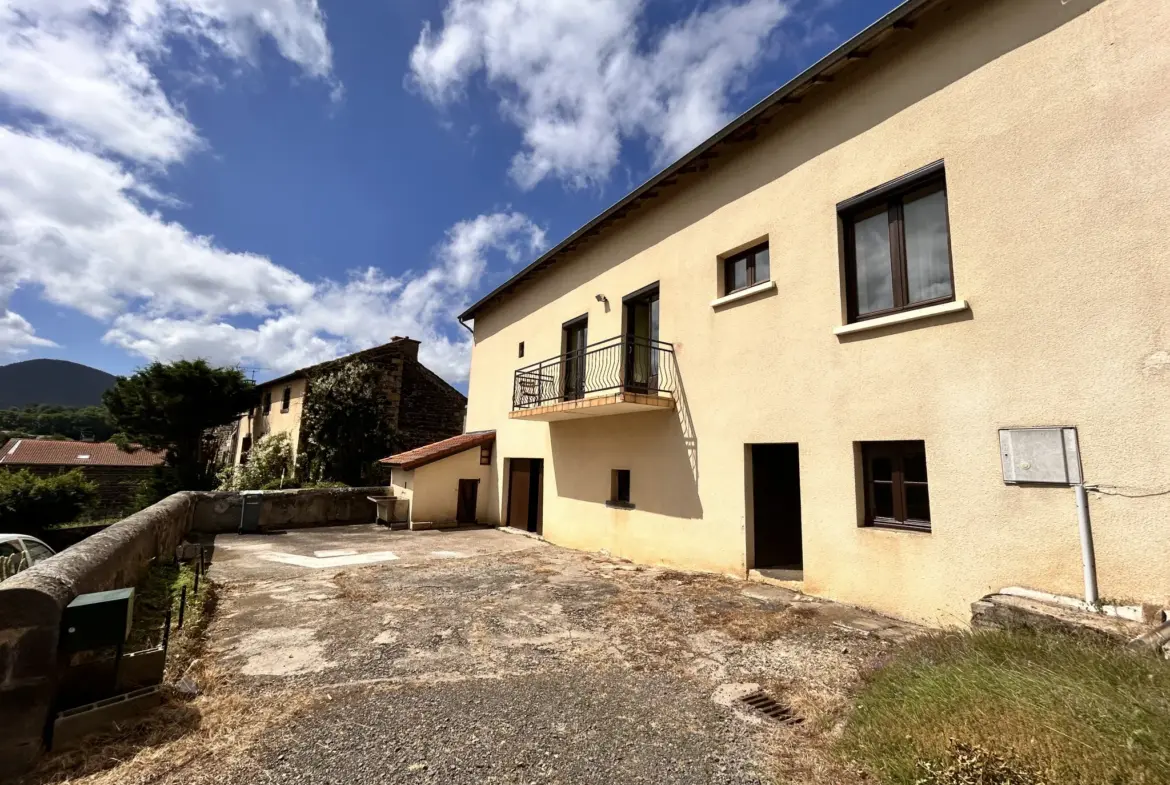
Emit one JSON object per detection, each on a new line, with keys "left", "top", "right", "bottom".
{"left": 512, "top": 335, "right": 677, "bottom": 411}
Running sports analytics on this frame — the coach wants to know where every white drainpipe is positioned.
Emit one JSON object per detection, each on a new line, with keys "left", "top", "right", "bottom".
{"left": 1074, "top": 482, "right": 1099, "bottom": 606}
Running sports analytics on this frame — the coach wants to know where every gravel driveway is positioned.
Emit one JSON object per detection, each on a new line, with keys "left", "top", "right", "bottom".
{"left": 41, "top": 525, "right": 920, "bottom": 785}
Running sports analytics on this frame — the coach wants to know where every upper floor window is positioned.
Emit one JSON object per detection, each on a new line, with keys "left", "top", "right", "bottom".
{"left": 723, "top": 242, "right": 769, "bottom": 296}
{"left": 263, "top": 390, "right": 272, "bottom": 414}
{"left": 860, "top": 440, "right": 931, "bottom": 532}
{"left": 840, "top": 163, "right": 953, "bottom": 322}
{"left": 281, "top": 386, "right": 291, "bottom": 413}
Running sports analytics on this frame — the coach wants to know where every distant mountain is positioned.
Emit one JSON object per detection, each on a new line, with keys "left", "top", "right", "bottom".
{"left": 0, "top": 359, "right": 118, "bottom": 409}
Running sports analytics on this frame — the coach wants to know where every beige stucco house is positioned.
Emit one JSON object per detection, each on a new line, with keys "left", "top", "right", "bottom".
{"left": 388, "top": 0, "right": 1170, "bottom": 625}
{"left": 232, "top": 337, "right": 467, "bottom": 469}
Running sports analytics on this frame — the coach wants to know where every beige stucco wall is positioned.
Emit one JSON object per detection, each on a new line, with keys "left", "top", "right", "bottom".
{"left": 395, "top": 449, "right": 491, "bottom": 524}
{"left": 234, "top": 378, "right": 308, "bottom": 466}
{"left": 463, "top": 0, "right": 1170, "bottom": 625}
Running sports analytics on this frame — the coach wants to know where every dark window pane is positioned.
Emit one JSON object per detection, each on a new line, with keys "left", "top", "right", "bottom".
{"left": 905, "top": 484, "right": 931, "bottom": 522}
{"left": 853, "top": 210, "right": 894, "bottom": 314}
{"left": 872, "top": 482, "right": 894, "bottom": 519}
{"left": 754, "top": 247, "right": 770, "bottom": 282}
{"left": 729, "top": 256, "right": 748, "bottom": 291}
{"left": 871, "top": 456, "right": 892, "bottom": 482}
{"left": 616, "top": 470, "right": 631, "bottom": 503}
{"left": 903, "top": 450, "right": 928, "bottom": 483}
{"left": 904, "top": 188, "right": 953, "bottom": 303}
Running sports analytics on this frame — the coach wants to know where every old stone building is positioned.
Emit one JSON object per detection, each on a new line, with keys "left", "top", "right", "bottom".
{"left": 232, "top": 337, "right": 466, "bottom": 467}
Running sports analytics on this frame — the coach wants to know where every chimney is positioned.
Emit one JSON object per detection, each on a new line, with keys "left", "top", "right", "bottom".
{"left": 390, "top": 335, "right": 419, "bottom": 362}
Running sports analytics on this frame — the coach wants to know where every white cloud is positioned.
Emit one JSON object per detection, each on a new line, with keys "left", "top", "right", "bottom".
{"left": 0, "top": 0, "right": 338, "bottom": 165}
{"left": 0, "top": 128, "right": 315, "bottom": 320}
{"left": 103, "top": 213, "right": 546, "bottom": 381}
{"left": 409, "top": 0, "right": 789, "bottom": 189}
{"left": 0, "top": 0, "right": 537, "bottom": 382}
{"left": 0, "top": 310, "right": 56, "bottom": 356}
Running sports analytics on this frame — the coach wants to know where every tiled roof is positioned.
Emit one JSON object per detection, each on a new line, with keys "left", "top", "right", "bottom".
{"left": 0, "top": 439, "right": 165, "bottom": 467}
{"left": 379, "top": 430, "right": 494, "bottom": 471}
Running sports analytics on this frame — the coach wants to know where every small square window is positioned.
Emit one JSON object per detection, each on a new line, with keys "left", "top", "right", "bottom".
{"left": 608, "top": 469, "right": 633, "bottom": 508}
{"left": 860, "top": 441, "right": 931, "bottom": 532}
{"left": 518, "top": 341, "right": 525, "bottom": 358}
{"left": 722, "top": 242, "right": 770, "bottom": 296}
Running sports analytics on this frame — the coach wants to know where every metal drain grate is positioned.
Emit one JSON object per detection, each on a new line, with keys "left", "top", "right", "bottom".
{"left": 738, "top": 690, "right": 803, "bottom": 725}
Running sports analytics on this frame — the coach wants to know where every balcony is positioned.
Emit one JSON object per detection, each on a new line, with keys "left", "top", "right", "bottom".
{"left": 510, "top": 336, "right": 677, "bottom": 421}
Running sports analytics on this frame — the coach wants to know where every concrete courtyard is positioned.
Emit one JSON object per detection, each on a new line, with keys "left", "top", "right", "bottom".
{"left": 163, "top": 524, "right": 921, "bottom": 785}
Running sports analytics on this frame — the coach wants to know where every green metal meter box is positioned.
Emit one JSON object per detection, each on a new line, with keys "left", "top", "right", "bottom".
{"left": 60, "top": 588, "right": 135, "bottom": 653}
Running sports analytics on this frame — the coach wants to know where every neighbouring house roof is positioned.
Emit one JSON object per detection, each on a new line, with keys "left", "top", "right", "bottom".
{"left": 458, "top": 0, "right": 942, "bottom": 323}
{"left": 0, "top": 439, "right": 165, "bottom": 468}
{"left": 257, "top": 336, "right": 424, "bottom": 390}
{"left": 379, "top": 430, "right": 495, "bottom": 471}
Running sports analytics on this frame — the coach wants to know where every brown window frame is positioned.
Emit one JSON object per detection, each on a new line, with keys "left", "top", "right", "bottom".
{"left": 281, "top": 386, "right": 291, "bottom": 413}
{"left": 860, "top": 440, "right": 932, "bottom": 533}
{"left": 840, "top": 162, "right": 954, "bottom": 323}
{"left": 722, "top": 242, "right": 770, "bottom": 296}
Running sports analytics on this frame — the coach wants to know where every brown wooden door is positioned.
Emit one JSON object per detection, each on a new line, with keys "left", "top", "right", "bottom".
{"left": 457, "top": 479, "right": 479, "bottom": 524}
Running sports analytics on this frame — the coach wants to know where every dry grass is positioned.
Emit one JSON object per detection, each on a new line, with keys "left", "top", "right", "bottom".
{"left": 653, "top": 569, "right": 707, "bottom": 585}
{"left": 21, "top": 662, "right": 318, "bottom": 785}
{"left": 699, "top": 602, "right": 819, "bottom": 643}
{"left": 333, "top": 569, "right": 384, "bottom": 603}
{"left": 760, "top": 668, "right": 872, "bottom": 785}
{"left": 838, "top": 629, "right": 1170, "bottom": 784}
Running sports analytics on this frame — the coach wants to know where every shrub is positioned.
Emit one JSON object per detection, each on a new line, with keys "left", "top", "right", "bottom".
{"left": 217, "top": 432, "right": 295, "bottom": 491}
{"left": 0, "top": 469, "right": 99, "bottom": 533}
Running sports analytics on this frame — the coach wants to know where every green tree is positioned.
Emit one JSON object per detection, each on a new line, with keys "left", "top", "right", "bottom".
{"left": 103, "top": 360, "right": 255, "bottom": 491}
{"left": 0, "top": 405, "right": 116, "bottom": 442}
{"left": 298, "top": 361, "right": 396, "bottom": 485}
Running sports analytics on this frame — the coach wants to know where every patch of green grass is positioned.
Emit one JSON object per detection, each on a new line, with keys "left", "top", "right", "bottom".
{"left": 127, "top": 559, "right": 212, "bottom": 650}
{"left": 839, "top": 629, "right": 1170, "bottom": 784}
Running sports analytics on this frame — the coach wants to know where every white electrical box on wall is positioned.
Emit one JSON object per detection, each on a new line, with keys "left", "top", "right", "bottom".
{"left": 999, "top": 427, "right": 1082, "bottom": 485}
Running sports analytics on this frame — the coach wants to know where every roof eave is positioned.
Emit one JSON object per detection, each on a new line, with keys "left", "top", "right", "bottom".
{"left": 458, "top": 0, "right": 939, "bottom": 323}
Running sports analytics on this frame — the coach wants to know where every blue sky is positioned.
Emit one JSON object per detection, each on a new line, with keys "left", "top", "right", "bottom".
{"left": 0, "top": 0, "right": 897, "bottom": 388}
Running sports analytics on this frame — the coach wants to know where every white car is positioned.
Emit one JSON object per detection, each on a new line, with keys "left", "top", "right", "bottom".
{"left": 0, "top": 534, "right": 56, "bottom": 580}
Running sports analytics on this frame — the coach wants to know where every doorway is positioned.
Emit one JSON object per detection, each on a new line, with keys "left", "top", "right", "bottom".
{"left": 622, "top": 284, "right": 660, "bottom": 393}
{"left": 506, "top": 458, "right": 544, "bottom": 534}
{"left": 562, "top": 316, "right": 588, "bottom": 401}
{"left": 456, "top": 479, "right": 479, "bottom": 524}
{"left": 749, "top": 444, "right": 803, "bottom": 574}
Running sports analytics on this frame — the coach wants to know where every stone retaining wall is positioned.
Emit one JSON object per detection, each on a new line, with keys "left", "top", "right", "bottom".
{"left": 191, "top": 487, "right": 384, "bottom": 533}
{"left": 0, "top": 492, "right": 197, "bottom": 777}
{"left": 0, "top": 486, "right": 384, "bottom": 778}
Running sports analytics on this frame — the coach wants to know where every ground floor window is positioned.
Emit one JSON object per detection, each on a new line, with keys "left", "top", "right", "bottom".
{"left": 860, "top": 441, "right": 931, "bottom": 532}
{"left": 608, "top": 469, "right": 632, "bottom": 508}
